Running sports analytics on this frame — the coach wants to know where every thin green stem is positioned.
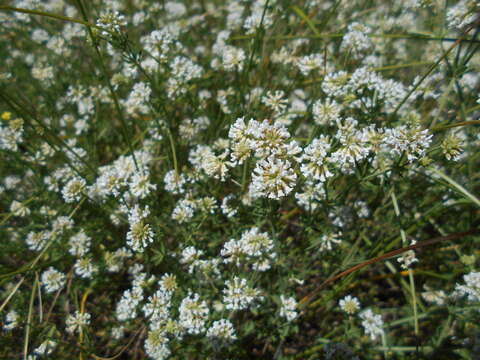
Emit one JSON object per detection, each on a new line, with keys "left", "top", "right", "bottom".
{"left": 0, "top": 6, "right": 102, "bottom": 29}
{"left": 75, "top": 0, "right": 139, "bottom": 170}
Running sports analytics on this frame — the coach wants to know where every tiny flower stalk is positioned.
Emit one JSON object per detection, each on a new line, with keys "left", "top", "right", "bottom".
{"left": 1, "top": 1, "right": 480, "bottom": 358}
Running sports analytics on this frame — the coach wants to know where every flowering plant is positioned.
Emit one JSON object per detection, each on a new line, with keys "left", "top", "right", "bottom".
{"left": 1, "top": 0, "right": 479, "bottom": 359}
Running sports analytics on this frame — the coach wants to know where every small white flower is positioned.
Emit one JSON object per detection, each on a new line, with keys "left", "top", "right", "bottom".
{"left": 62, "top": 177, "right": 86, "bottom": 203}
{"left": 68, "top": 230, "right": 91, "bottom": 257}
{"left": 455, "top": 271, "right": 480, "bottom": 302}
{"left": 129, "top": 172, "right": 156, "bottom": 199}
{"left": 296, "top": 54, "right": 323, "bottom": 75}
{"left": 251, "top": 156, "right": 297, "bottom": 199}
{"left": 279, "top": 295, "right": 298, "bottom": 321}
{"left": 52, "top": 216, "right": 74, "bottom": 234}
{"left": 262, "top": 90, "right": 288, "bottom": 114}
{"left": 145, "top": 328, "right": 171, "bottom": 360}
{"left": 398, "top": 240, "right": 418, "bottom": 269}
{"left": 223, "top": 46, "right": 246, "bottom": 71}
{"left": 339, "top": 295, "right": 361, "bottom": 315}
{"left": 10, "top": 200, "right": 30, "bottom": 217}
{"left": 178, "top": 293, "right": 209, "bottom": 335}
{"left": 207, "top": 319, "right": 237, "bottom": 341}
{"left": 340, "top": 22, "right": 373, "bottom": 58}
{"left": 3, "top": 310, "right": 19, "bottom": 331}
{"left": 74, "top": 257, "right": 97, "bottom": 279}
{"left": 66, "top": 311, "right": 91, "bottom": 334}
{"left": 171, "top": 199, "right": 196, "bottom": 223}
{"left": 223, "top": 277, "right": 262, "bottom": 311}
{"left": 143, "top": 288, "right": 172, "bottom": 322}
{"left": 96, "top": 11, "right": 126, "bottom": 36}
{"left": 126, "top": 205, "right": 155, "bottom": 252}
{"left": 41, "top": 267, "right": 66, "bottom": 294}
{"left": 312, "top": 98, "right": 341, "bottom": 126}
{"left": 301, "top": 136, "right": 333, "bottom": 182}
{"left": 164, "top": 170, "right": 187, "bottom": 194}
{"left": 221, "top": 195, "right": 238, "bottom": 218}
{"left": 360, "top": 309, "right": 384, "bottom": 341}
{"left": 34, "top": 340, "right": 57, "bottom": 356}
{"left": 318, "top": 232, "right": 342, "bottom": 252}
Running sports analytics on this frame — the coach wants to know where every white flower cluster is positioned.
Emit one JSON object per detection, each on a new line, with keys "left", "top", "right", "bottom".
{"left": 455, "top": 271, "right": 480, "bottom": 302}
{"left": 221, "top": 227, "right": 276, "bottom": 271}
{"left": 93, "top": 149, "right": 154, "bottom": 199}
{"left": 339, "top": 295, "right": 361, "bottom": 315}
{"left": 96, "top": 11, "right": 126, "bottom": 37}
{"left": 116, "top": 269, "right": 150, "bottom": 321}
{"left": 74, "top": 257, "right": 98, "bottom": 279}
{"left": 10, "top": 200, "right": 30, "bottom": 217}
{"left": 52, "top": 215, "right": 74, "bottom": 234}
{"left": 65, "top": 85, "right": 96, "bottom": 117}
{"left": 312, "top": 98, "right": 341, "bottom": 126}
{"left": 262, "top": 90, "right": 289, "bottom": 114}
{"left": 171, "top": 198, "right": 196, "bottom": 223}
{"left": 223, "top": 276, "right": 262, "bottom": 311}
{"left": 26, "top": 231, "right": 49, "bottom": 252}
{"left": 383, "top": 125, "right": 433, "bottom": 162}
{"left": 397, "top": 240, "right": 418, "bottom": 269}
{"left": 140, "top": 29, "right": 178, "bottom": 68}
{"left": 129, "top": 171, "right": 157, "bottom": 199}
{"left": 340, "top": 22, "right": 373, "bottom": 59}
{"left": 251, "top": 156, "right": 297, "bottom": 200}
{"left": 300, "top": 136, "right": 333, "bottom": 183}
{"left": 359, "top": 309, "right": 384, "bottom": 341}
{"left": 179, "top": 116, "right": 210, "bottom": 140}
{"left": 296, "top": 53, "right": 324, "bottom": 76}
{"left": 318, "top": 232, "right": 343, "bottom": 252}
{"left": 295, "top": 181, "right": 326, "bottom": 211}
{"left": 0, "top": 113, "right": 23, "bottom": 152}
{"left": 123, "top": 82, "right": 152, "bottom": 116}
{"left": 141, "top": 275, "right": 180, "bottom": 359}
{"left": 339, "top": 295, "right": 385, "bottom": 341}
{"left": 41, "top": 267, "right": 66, "bottom": 294}
{"left": 228, "top": 117, "right": 301, "bottom": 199}
{"left": 126, "top": 205, "right": 155, "bottom": 252}
{"left": 143, "top": 275, "right": 176, "bottom": 324}
{"left": 221, "top": 194, "right": 238, "bottom": 218}
{"left": 206, "top": 319, "right": 237, "bottom": 341}
{"left": 145, "top": 328, "right": 171, "bottom": 360}
{"left": 446, "top": 0, "right": 479, "bottom": 30}
{"left": 198, "top": 146, "right": 233, "bottom": 182}
{"left": 68, "top": 230, "right": 91, "bottom": 257}
{"left": 180, "top": 246, "right": 204, "bottom": 273}
{"left": 279, "top": 295, "right": 298, "bottom": 322}
{"left": 33, "top": 340, "right": 57, "bottom": 356}
{"left": 62, "top": 177, "right": 86, "bottom": 203}
{"left": 222, "top": 46, "right": 246, "bottom": 71}
{"left": 322, "top": 67, "right": 408, "bottom": 114}
{"left": 167, "top": 56, "right": 203, "bottom": 97}
{"left": 179, "top": 293, "right": 210, "bottom": 335}
{"left": 3, "top": 310, "right": 19, "bottom": 331}
{"left": 422, "top": 285, "right": 447, "bottom": 306}
{"left": 66, "top": 311, "right": 91, "bottom": 334}
{"left": 163, "top": 170, "right": 187, "bottom": 194}
{"left": 243, "top": 0, "right": 274, "bottom": 34}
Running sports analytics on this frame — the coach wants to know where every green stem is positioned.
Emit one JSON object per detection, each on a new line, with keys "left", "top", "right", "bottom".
{"left": 0, "top": 5, "right": 102, "bottom": 29}
{"left": 75, "top": 0, "right": 139, "bottom": 170}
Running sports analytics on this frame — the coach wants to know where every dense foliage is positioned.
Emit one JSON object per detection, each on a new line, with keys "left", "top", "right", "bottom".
{"left": 1, "top": 0, "right": 479, "bottom": 359}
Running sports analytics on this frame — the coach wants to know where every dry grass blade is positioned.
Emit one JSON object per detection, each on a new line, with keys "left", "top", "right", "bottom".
{"left": 23, "top": 275, "right": 39, "bottom": 360}
{"left": 299, "top": 229, "right": 479, "bottom": 307}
